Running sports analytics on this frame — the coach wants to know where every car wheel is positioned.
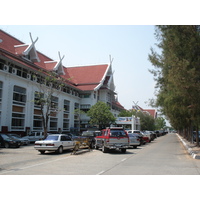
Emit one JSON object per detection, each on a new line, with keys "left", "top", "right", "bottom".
{"left": 121, "top": 148, "right": 126, "bottom": 153}
{"left": 102, "top": 145, "right": 107, "bottom": 153}
{"left": 57, "top": 146, "right": 63, "bottom": 154}
{"left": 90, "top": 142, "right": 95, "bottom": 149}
{"left": 39, "top": 150, "right": 45, "bottom": 154}
{"left": 4, "top": 142, "right": 9, "bottom": 148}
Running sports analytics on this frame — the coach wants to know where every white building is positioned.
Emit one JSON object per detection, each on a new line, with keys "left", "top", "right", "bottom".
{"left": 0, "top": 29, "right": 125, "bottom": 135}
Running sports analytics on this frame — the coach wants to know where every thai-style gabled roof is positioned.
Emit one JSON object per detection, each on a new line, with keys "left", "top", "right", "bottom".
{"left": 0, "top": 29, "right": 125, "bottom": 109}
{"left": 0, "top": 29, "right": 65, "bottom": 74}
{"left": 132, "top": 105, "right": 157, "bottom": 119}
{"left": 14, "top": 33, "right": 40, "bottom": 63}
{"left": 62, "top": 64, "right": 111, "bottom": 91}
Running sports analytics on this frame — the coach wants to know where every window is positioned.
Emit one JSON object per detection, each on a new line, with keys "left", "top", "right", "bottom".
{"left": 110, "top": 130, "right": 127, "bottom": 137}
{"left": 12, "top": 86, "right": 26, "bottom": 130}
{"left": 80, "top": 104, "right": 91, "bottom": 109}
{"left": 13, "top": 86, "right": 26, "bottom": 105}
{"left": 45, "top": 135, "right": 58, "bottom": 141}
{"left": 0, "top": 59, "right": 6, "bottom": 70}
{"left": 50, "top": 117, "right": 57, "bottom": 130}
{"left": 0, "top": 81, "right": 2, "bottom": 101}
{"left": 81, "top": 93, "right": 90, "bottom": 98}
{"left": 0, "top": 81, "right": 2, "bottom": 127}
{"left": 64, "top": 100, "right": 70, "bottom": 113}
{"left": 63, "top": 100, "right": 70, "bottom": 131}
{"left": 12, "top": 113, "right": 25, "bottom": 129}
{"left": 74, "top": 103, "right": 79, "bottom": 110}
{"left": 63, "top": 119, "right": 69, "bottom": 130}
{"left": 51, "top": 96, "right": 58, "bottom": 111}
{"left": 33, "top": 92, "right": 43, "bottom": 131}
{"left": 61, "top": 136, "right": 67, "bottom": 141}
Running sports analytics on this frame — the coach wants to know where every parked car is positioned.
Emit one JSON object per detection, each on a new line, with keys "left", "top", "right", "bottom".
{"left": 23, "top": 131, "right": 44, "bottom": 143}
{"left": 66, "top": 133, "right": 77, "bottom": 140}
{"left": 8, "top": 134, "right": 30, "bottom": 145}
{"left": 0, "top": 133, "right": 21, "bottom": 148}
{"left": 127, "top": 130, "right": 146, "bottom": 145}
{"left": 34, "top": 134, "right": 75, "bottom": 154}
{"left": 95, "top": 127, "right": 129, "bottom": 153}
{"left": 154, "top": 130, "right": 161, "bottom": 137}
{"left": 127, "top": 133, "right": 140, "bottom": 148}
{"left": 143, "top": 131, "right": 155, "bottom": 142}
{"left": 81, "top": 131, "right": 99, "bottom": 149}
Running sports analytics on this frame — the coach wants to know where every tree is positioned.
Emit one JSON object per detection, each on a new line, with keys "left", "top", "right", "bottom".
{"left": 118, "top": 109, "right": 156, "bottom": 130}
{"left": 155, "top": 117, "right": 166, "bottom": 130}
{"left": 34, "top": 71, "right": 64, "bottom": 138}
{"left": 149, "top": 25, "right": 200, "bottom": 146}
{"left": 87, "top": 101, "right": 116, "bottom": 129}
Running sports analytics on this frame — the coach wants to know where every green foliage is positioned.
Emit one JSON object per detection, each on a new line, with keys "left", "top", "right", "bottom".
{"left": 87, "top": 101, "right": 116, "bottom": 129}
{"left": 118, "top": 109, "right": 137, "bottom": 117}
{"left": 155, "top": 117, "right": 166, "bottom": 130}
{"left": 149, "top": 25, "right": 200, "bottom": 144}
{"left": 118, "top": 109, "right": 156, "bottom": 130}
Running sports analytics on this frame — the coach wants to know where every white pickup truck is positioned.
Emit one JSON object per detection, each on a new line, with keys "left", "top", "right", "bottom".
{"left": 22, "top": 131, "right": 44, "bottom": 143}
{"left": 95, "top": 127, "right": 129, "bottom": 153}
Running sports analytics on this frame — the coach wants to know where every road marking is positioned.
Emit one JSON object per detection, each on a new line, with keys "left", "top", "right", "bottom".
{"left": 22, "top": 155, "right": 76, "bottom": 169}
{"left": 96, "top": 170, "right": 105, "bottom": 175}
{"left": 0, "top": 155, "right": 75, "bottom": 174}
{"left": 96, "top": 158, "right": 127, "bottom": 175}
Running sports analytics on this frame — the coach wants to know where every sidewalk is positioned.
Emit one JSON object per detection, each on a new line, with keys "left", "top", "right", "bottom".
{"left": 176, "top": 133, "right": 200, "bottom": 159}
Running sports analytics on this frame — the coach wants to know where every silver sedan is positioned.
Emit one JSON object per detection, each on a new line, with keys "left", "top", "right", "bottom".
{"left": 128, "top": 133, "right": 140, "bottom": 148}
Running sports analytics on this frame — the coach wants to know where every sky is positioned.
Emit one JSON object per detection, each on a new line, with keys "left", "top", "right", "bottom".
{"left": 0, "top": 1, "right": 196, "bottom": 126}
{"left": 0, "top": 25, "right": 158, "bottom": 110}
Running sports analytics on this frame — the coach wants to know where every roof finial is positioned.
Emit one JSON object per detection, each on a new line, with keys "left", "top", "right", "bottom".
{"left": 109, "top": 55, "right": 114, "bottom": 65}
{"left": 29, "top": 32, "right": 38, "bottom": 44}
{"left": 58, "top": 51, "right": 65, "bottom": 61}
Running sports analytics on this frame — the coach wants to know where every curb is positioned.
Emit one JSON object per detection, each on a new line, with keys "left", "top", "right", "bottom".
{"left": 176, "top": 134, "right": 200, "bottom": 159}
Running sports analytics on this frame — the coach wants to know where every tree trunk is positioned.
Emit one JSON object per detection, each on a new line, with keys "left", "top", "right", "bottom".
{"left": 196, "top": 126, "right": 199, "bottom": 147}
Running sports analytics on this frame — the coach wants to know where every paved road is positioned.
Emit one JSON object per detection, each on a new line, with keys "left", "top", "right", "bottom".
{"left": 1, "top": 133, "right": 200, "bottom": 175}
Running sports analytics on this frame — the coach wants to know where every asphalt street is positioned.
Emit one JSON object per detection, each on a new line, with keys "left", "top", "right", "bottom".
{"left": 1, "top": 133, "right": 200, "bottom": 175}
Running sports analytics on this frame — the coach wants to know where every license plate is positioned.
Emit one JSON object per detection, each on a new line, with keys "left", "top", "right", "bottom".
{"left": 42, "top": 144, "right": 46, "bottom": 146}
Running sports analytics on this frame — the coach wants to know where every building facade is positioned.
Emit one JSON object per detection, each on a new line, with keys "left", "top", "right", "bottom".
{"left": 0, "top": 29, "right": 125, "bottom": 135}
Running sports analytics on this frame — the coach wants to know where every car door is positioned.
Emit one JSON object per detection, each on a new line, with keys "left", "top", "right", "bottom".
{"left": 60, "top": 135, "right": 74, "bottom": 150}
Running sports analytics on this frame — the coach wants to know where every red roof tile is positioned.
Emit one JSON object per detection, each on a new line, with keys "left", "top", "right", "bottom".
{"left": 0, "top": 30, "right": 23, "bottom": 54}
{"left": 62, "top": 64, "right": 109, "bottom": 90}
{"left": 14, "top": 45, "right": 29, "bottom": 55}
{"left": 113, "top": 101, "right": 125, "bottom": 110}
{"left": 143, "top": 109, "right": 157, "bottom": 118}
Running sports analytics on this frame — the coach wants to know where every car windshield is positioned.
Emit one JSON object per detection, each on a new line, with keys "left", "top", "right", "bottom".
{"left": 133, "top": 131, "right": 140, "bottom": 133}
{"left": 82, "top": 132, "right": 94, "bottom": 136}
{"left": 110, "top": 130, "right": 126, "bottom": 137}
{"left": 45, "top": 135, "right": 59, "bottom": 141}
{"left": 10, "top": 135, "right": 18, "bottom": 139}
{"left": 1, "top": 134, "right": 12, "bottom": 139}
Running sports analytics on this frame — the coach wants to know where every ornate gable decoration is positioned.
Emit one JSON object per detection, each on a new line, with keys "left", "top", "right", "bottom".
{"left": 44, "top": 52, "right": 65, "bottom": 75}
{"left": 14, "top": 33, "right": 40, "bottom": 63}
